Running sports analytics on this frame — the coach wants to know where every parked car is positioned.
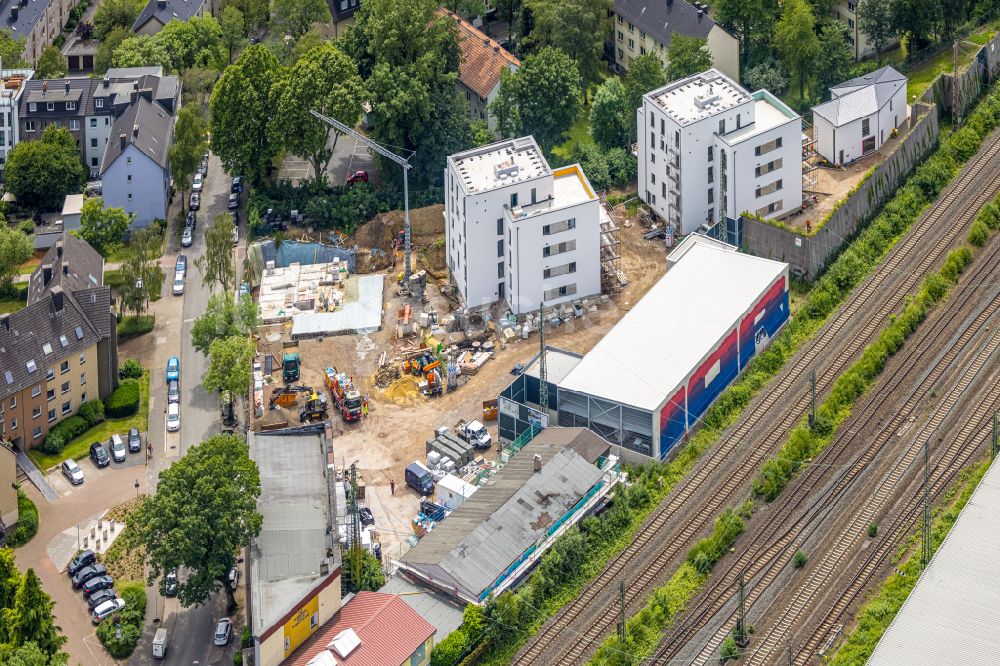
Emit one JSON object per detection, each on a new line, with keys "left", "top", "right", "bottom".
{"left": 166, "top": 402, "right": 180, "bottom": 432}
{"left": 89, "top": 442, "right": 110, "bottom": 468}
{"left": 230, "top": 210, "right": 239, "bottom": 225}
{"left": 86, "top": 587, "right": 117, "bottom": 610}
{"left": 82, "top": 575, "right": 115, "bottom": 599}
{"left": 213, "top": 618, "right": 232, "bottom": 646}
{"left": 92, "top": 597, "right": 126, "bottom": 624}
{"left": 359, "top": 507, "right": 374, "bottom": 527}
{"left": 61, "top": 459, "right": 85, "bottom": 485}
{"left": 231, "top": 224, "right": 239, "bottom": 246}
{"left": 185, "top": 210, "right": 197, "bottom": 230}
{"left": 346, "top": 170, "right": 369, "bottom": 185}
{"left": 166, "top": 357, "right": 179, "bottom": 382}
{"left": 67, "top": 550, "right": 96, "bottom": 577}
{"left": 192, "top": 172, "right": 204, "bottom": 192}
{"left": 199, "top": 156, "right": 209, "bottom": 175}
{"left": 227, "top": 565, "right": 239, "bottom": 590}
{"left": 167, "top": 380, "right": 180, "bottom": 404}
{"left": 72, "top": 564, "right": 108, "bottom": 590}
{"left": 227, "top": 193, "right": 239, "bottom": 210}
{"left": 405, "top": 461, "right": 435, "bottom": 496}
{"left": 128, "top": 427, "right": 141, "bottom": 453}
{"left": 163, "top": 569, "right": 178, "bottom": 597}
{"left": 109, "top": 434, "right": 126, "bottom": 463}
{"left": 181, "top": 227, "right": 193, "bottom": 247}
{"left": 231, "top": 176, "right": 243, "bottom": 193}
{"left": 189, "top": 192, "right": 200, "bottom": 211}
{"left": 175, "top": 254, "right": 187, "bottom": 276}
{"left": 173, "top": 274, "right": 185, "bottom": 296}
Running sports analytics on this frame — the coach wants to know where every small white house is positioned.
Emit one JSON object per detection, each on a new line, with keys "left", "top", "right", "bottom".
{"left": 812, "top": 66, "right": 908, "bottom": 167}
{"left": 437, "top": 474, "right": 478, "bottom": 510}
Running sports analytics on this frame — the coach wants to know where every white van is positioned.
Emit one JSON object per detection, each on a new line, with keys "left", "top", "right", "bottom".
{"left": 152, "top": 627, "right": 168, "bottom": 658}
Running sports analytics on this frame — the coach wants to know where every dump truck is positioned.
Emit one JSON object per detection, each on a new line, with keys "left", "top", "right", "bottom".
{"left": 299, "top": 391, "right": 328, "bottom": 423}
{"left": 455, "top": 419, "right": 492, "bottom": 450}
{"left": 282, "top": 352, "right": 300, "bottom": 383}
{"left": 324, "top": 367, "right": 363, "bottom": 422}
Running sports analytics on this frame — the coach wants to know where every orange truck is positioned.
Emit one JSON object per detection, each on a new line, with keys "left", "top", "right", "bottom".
{"left": 325, "top": 367, "right": 364, "bottom": 422}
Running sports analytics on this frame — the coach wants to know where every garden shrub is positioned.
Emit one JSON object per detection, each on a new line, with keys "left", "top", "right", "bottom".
{"left": 7, "top": 489, "right": 38, "bottom": 547}
{"left": 78, "top": 399, "right": 105, "bottom": 427}
{"left": 38, "top": 431, "right": 65, "bottom": 455}
{"left": 105, "top": 379, "right": 140, "bottom": 418}
{"left": 96, "top": 582, "right": 146, "bottom": 658}
{"left": 117, "top": 315, "right": 155, "bottom": 340}
{"left": 41, "top": 414, "right": 89, "bottom": 453}
{"left": 119, "top": 358, "right": 143, "bottom": 380}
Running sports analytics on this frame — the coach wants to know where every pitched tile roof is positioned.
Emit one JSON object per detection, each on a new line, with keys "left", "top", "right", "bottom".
{"left": 813, "top": 65, "right": 906, "bottom": 126}
{"left": 132, "top": 0, "right": 207, "bottom": 31}
{"left": 286, "top": 592, "right": 435, "bottom": 666}
{"left": 437, "top": 9, "right": 520, "bottom": 99}
{"left": 100, "top": 96, "right": 174, "bottom": 174}
{"left": 615, "top": 0, "right": 722, "bottom": 47}
{"left": 27, "top": 232, "right": 104, "bottom": 305}
{"left": 0, "top": 0, "right": 56, "bottom": 40}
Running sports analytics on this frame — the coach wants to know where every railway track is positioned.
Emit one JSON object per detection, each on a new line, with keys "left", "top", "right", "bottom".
{"left": 513, "top": 133, "right": 1000, "bottom": 666}
{"left": 650, "top": 235, "right": 1000, "bottom": 665}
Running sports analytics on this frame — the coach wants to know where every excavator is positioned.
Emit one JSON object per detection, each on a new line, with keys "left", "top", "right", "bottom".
{"left": 299, "top": 390, "right": 329, "bottom": 423}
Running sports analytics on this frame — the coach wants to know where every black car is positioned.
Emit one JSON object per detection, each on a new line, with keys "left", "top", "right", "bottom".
{"left": 82, "top": 575, "right": 115, "bottom": 599}
{"left": 163, "top": 569, "right": 178, "bottom": 597}
{"left": 89, "top": 442, "right": 110, "bottom": 468}
{"left": 231, "top": 176, "right": 243, "bottom": 194}
{"left": 71, "top": 564, "right": 107, "bottom": 590}
{"left": 128, "top": 427, "right": 141, "bottom": 453}
{"left": 359, "top": 507, "right": 375, "bottom": 527}
{"left": 167, "top": 379, "right": 180, "bottom": 404}
{"left": 185, "top": 210, "right": 197, "bottom": 230}
{"left": 67, "top": 549, "right": 96, "bottom": 577}
{"left": 86, "top": 587, "right": 117, "bottom": 610}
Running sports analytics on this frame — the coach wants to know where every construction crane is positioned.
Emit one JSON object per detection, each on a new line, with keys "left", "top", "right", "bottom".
{"left": 310, "top": 110, "right": 415, "bottom": 281}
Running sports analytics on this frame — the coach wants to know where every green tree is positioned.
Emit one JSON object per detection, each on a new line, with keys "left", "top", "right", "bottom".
{"left": 490, "top": 46, "right": 580, "bottom": 152}
{"left": 495, "top": 0, "right": 522, "bottom": 49}
{"left": 93, "top": 0, "right": 145, "bottom": 39}
{"left": 271, "top": 0, "right": 330, "bottom": 39}
{"left": 892, "top": 0, "right": 940, "bottom": 51}
{"left": 111, "top": 35, "right": 171, "bottom": 70}
{"left": 179, "top": 67, "right": 220, "bottom": 119}
{"left": 94, "top": 27, "right": 130, "bottom": 76}
{"left": 590, "top": 77, "right": 630, "bottom": 149}
{"left": 34, "top": 47, "right": 66, "bottom": 79}
{"left": 0, "top": 547, "right": 21, "bottom": 642}
{"left": 210, "top": 44, "right": 282, "bottom": 184}
{"left": 714, "top": 0, "right": 780, "bottom": 69}
{"left": 624, "top": 52, "right": 667, "bottom": 140}
{"left": 743, "top": 60, "right": 789, "bottom": 95}
{"left": 290, "top": 25, "right": 326, "bottom": 63}
{"left": 204, "top": 336, "right": 255, "bottom": 400}
{"left": 129, "top": 433, "right": 262, "bottom": 610}
{"left": 470, "top": 119, "right": 494, "bottom": 146}
{"left": 0, "top": 30, "right": 27, "bottom": 67}
{"left": 196, "top": 214, "right": 236, "bottom": 293}
{"left": 816, "top": 20, "right": 853, "bottom": 97}
{"left": 523, "top": 0, "right": 611, "bottom": 91}
{"left": 4, "top": 125, "right": 86, "bottom": 211}
{"left": 0, "top": 641, "right": 68, "bottom": 666}
{"left": 191, "top": 293, "right": 260, "bottom": 355}
{"left": 342, "top": 548, "right": 385, "bottom": 593}
{"left": 774, "top": 0, "right": 819, "bottom": 98}
{"left": 665, "top": 35, "right": 713, "bottom": 81}
{"left": 168, "top": 106, "right": 208, "bottom": 214}
{"left": 219, "top": 6, "right": 246, "bottom": 63}
{"left": 2, "top": 569, "right": 66, "bottom": 656}
{"left": 222, "top": 0, "right": 269, "bottom": 35}
{"left": 857, "top": 0, "right": 896, "bottom": 61}
{"left": 155, "top": 15, "right": 225, "bottom": 72}
{"left": 119, "top": 226, "right": 160, "bottom": 320}
{"left": 0, "top": 224, "right": 32, "bottom": 297}
{"left": 271, "top": 44, "right": 364, "bottom": 182}
{"left": 78, "top": 197, "right": 131, "bottom": 258}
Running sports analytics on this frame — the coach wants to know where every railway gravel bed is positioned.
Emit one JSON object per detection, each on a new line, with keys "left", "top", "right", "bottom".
{"left": 513, "top": 132, "right": 1000, "bottom": 666}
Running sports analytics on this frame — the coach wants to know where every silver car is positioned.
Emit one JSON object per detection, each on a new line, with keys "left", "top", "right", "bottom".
{"left": 181, "top": 227, "right": 193, "bottom": 247}
{"left": 109, "top": 434, "right": 126, "bottom": 463}
{"left": 213, "top": 617, "right": 232, "bottom": 646}
{"left": 172, "top": 274, "right": 184, "bottom": 296}
{"left": 61, "top": 459, "right": 84, "bottom": 485}
{"left": 166, "top": 402, "right": 180, "bottom": 432}
{"left": 91, "top": 597, "right": 125, "bottom": 624}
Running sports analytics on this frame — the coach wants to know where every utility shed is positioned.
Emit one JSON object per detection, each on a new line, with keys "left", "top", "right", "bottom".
{"left": 396, "top": 427, "right": 619, "bottom": 604}
{"left": 556, "top": 235, "right": 789, "bottom": 460}
{"left": 866, "top": 461, "right": 1000, "bottom": 666}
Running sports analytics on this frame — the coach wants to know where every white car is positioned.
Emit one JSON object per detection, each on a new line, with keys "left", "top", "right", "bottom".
{"left": 181, "top": 227, "right": 193, "bottom": 247}
{"left": 192, "top": 172, "right": 204, "bottom": 192}
{"left": 109, "top": 433, "right": 126, "bottom": 463}
{"left": 61, "top": 459, "right": 85, "bottom": 485}
{"left": 166, "top": 402, "right": 180, "bottom": 432}
{"left": 231, "top": 225, "right": 238, "bottom": 246}
{"left": 172, "top": 274, "right": 184, "bottom": 296}
{"left": 92, "top": 597, "right": 126, "bottom": 624}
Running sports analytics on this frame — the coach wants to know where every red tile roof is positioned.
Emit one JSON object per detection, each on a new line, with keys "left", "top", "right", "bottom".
{"left": 286, "top": 592, "right": 436, "bottom": 666}
{"left": 437, "top": 9, "right": 520, "bottom": 99}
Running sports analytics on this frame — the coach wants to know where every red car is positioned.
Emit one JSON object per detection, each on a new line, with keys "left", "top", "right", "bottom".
{"left": 346, "top": 170, "right": 369, "bottom": 185}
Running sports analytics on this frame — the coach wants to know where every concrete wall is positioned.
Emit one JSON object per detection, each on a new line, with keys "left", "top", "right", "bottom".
{"left": 742, "top": 102, "right": 939, "bottom": 278}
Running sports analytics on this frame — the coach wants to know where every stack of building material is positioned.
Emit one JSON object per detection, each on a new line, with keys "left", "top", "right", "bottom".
{"left": 426, "top": 427, "right": 475, "bottom": 467}
{"left": 458, "top": 351, "right": 492, "bottom": 375}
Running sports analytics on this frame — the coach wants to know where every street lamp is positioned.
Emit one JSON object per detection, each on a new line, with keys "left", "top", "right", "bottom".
{"left": 134, "top": 479, "right": 140, "bottom": 499}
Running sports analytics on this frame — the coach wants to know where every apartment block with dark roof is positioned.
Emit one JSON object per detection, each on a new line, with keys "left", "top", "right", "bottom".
{"left": 132, "top": 0, "right": 213, "bottom": 35}
{"left": 0, "top": 0, "right": 83, "bottom": 65}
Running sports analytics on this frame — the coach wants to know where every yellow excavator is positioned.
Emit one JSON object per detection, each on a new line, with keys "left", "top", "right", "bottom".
{"left": 299, "top": 391, "right": 329, "bottom": 423}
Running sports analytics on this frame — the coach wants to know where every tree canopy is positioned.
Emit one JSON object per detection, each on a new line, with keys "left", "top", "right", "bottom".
{"left": 191, "top": 292, "right": 260, "bottom": 355}
{"left": 196, "top": 214, "right": 236, "bottom": 293}
{"left": 219, "top": 6, "right": 245, "bottom": 63}
{"left": 774, "top": 0, "right": 819, "bottom": 98}
{"left": 93, "top": 0, "right": 145, "bottom": 39}
{"left": 857, "top": 0, "right": 895, "bottom": 61}
{"left": 1, "top": 568, "right": 66, "bottom": 658}
{"left": 0, "top": 30, "right": 26, "bottom": 67}
{"left": 271, "top": 0, "right": 330, "bottom": 39}
{"left": 4, "top": 125, "right": 86, "bottom": 211}
{"left": 221, "top": 0, "right": 268, "bottom": 35}
{"left": 128, "top": 434, "right": 262, "bottom": 610}
{"left": 78, "top": 197, "right": 131, "bottom": 258}
{"left": 590, "top": 77, "right": 630, "bottom": 149}
{"left": 665, "top": 35, "right": 713, "bottom": 81}
{"left": 0, "top": 223, "right": 32, "bottom": 297}
{"left": 168, "top": 106, "right": 208, "bottom": 211}
{"left": 523, "top": 0, "right": 611, "bottom": 90}
{"left": 204, "top": 336, "right": 255, "bottom": 400}
{"left": 34, "top": 47, "right": 66, "bottom": 79}
{"left": 119, "top": 226, "right": 160, "bottom": 320}
{"left": 94, "top": 27, "right": 131, "bottom": 76}
{"left": 113, "top": 16, "right": 225, "bottom": 72}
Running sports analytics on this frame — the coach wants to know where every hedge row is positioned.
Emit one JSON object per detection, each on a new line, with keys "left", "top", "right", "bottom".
{"left": 117, "top": 315, "right": 155, "bottom": 340}
{"left": 6, "top": 489, "right": 38, "bottom": 547}
{"left": 105, "top": 379, "right": 140, "bottom": 418}
{"left": 96, "top": 582, "right": 146, "bottom": 658}
{"left": 40, "top": 399, "right": 105, "bottom": 454}
{"left": 119, "top": 358, "right": 143, "bottom": 380}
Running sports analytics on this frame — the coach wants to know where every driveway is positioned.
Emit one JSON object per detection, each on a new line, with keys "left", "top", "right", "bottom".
{"left": 278, "top": 131, "right": 377, "bottom": 185}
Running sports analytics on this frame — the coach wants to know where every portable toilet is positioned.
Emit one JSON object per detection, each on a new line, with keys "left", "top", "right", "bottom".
{"left": 152, "top": 627, "right": 168, "bottom": 658}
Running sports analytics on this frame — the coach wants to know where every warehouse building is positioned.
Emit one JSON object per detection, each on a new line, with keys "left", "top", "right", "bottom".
{"left": 500, "top": 235, "right": 789, "bottom": 461}
{"left": 395, "top": 427, "right": 621, "bottom": 605}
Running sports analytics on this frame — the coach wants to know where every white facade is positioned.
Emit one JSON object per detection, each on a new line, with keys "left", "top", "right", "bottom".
{"left": 637, "top": 69, "right": 803, "bottom": 234}
{"left": 0, "top": 69, "right": 31, "bottom": 171}
{"left": 445, "top": 136, "right": 602, "bottom": 314}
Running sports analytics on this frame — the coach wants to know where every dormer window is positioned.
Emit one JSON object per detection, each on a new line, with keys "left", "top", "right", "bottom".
{"left": 28, "top": 102, "right": 36, "bottom": 112}
{"left": 66, "top": 101, "right": 76, "bottom": 111}
{"left": 95, "top": 98, "right": 104, "bottom": 109}
{"left": 46, "top": 102, "right": 54, "bottom": 111}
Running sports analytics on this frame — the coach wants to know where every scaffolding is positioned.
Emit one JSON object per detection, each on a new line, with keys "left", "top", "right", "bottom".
{"left": 599, "top": 204, "right": 624, "bottom": 293}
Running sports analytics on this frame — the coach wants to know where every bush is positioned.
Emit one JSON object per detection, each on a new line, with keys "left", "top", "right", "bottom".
{"left": 117, "top": 315, "right": 155, "bottom": 340}
{"left": 241, "top": 625, "right": 251, "bottom": 648}
{"left": 968, "top": 219, "right": 990, "bottom": 247}
{"left": 78, "top": 399, "right": 106, "bottom": 427}
{"left": 105, "top": 379, "right": 140, "bottom": 418}
{"left": 119, "top": 358, "right": 143, "bottom": 380}
{"left": 41, "top": 414, "right": 89, "bottom": 453}
{"left": 720, "top": 635, "right": 739, "bottom": 661}
{"left": 38, "top": 431, "right": 65, "bottom": 455}
{"left": 868, "top": 523, "right": 878, "bottom": 538}
{"left": 7, "top": 489, "right": 39, "bottom": 547}
{"left": 16, "top": 219, "right": 34, "bottom": 235}
{"left": 96, "top": 582, "right": 146, "bottom": 658}
{"left": 793, "top": 550, "right": 808, "bottom": 568}
{"left": 234, "top": 652, "right": 243, "bottom": 666}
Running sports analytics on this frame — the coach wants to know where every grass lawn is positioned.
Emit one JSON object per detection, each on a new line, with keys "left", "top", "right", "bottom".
{"left": 552, "top": 114, "right": 595, "bottom": 162}
{"left": 28, "top": 370, "right": 151, "bottom": 471}
{"left": 903, "top": 21, "right": 1000, "bottom": 102}
{"left": 0, "top": 283, "right": 28, "bottom": 314}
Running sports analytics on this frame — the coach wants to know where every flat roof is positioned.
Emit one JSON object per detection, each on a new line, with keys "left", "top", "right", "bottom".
{"left": 524, "top": 346, "right": 583, "bottom": 385}
{"left": 379, "top": 576, "right": 466, "bottom": 638}
{"left": 866, "top": 461, "right": 1000, "bottom": 666}
{"left": 449, "top": 136, "right": 550, "bottom": 194}
{"left": 508, "top": 164, "right": 596, "bottom": 222}
{"left": 290, "top": 275, "right": 384, "bottom": 337}
{"left": 249, "top": 431, "right": 338, "bottom": 636}
{"left": 648, "top": 68, "right": 752, "bottom": 126}
{"left": 718, "top": 91, "right": 799, "bottom": 144}
{"left": 558, "top": 237, "right": 787, "bottom": 411}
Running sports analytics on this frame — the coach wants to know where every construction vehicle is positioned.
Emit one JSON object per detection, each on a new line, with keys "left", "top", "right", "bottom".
{"left": 269, "top": 385, "right": 312, "bottom": 410}
{"left": 299, "top": 390, "right": 328, "bottom": 423}
{"left": 282, "top": 352, "right": 300, "bottom": 383}
{"left": 455, "top": 419, "right": 492, "bottom": 450}
{"left": 421, "top": 361, "right": 443, "bottom": 398}
{"left": 324, "top": 367, "right": 363, "bottom": 422}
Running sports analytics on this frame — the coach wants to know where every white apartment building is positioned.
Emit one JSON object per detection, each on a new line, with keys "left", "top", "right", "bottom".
{"left": 445, "top": 136, "right": 602, "bottom": 314}
{"left": 637, "top": 69, "right": 803, "bottom": 235}
{"left": 0, "top": 69, "right": 32, "bottom": 171}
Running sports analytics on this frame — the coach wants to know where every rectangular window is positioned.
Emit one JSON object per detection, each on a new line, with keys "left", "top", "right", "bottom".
{"left": 708, "top": 145, "right": 713, "bottom": 162}
{"left": 91, "top": 157, "right": 98, "bottom": 167}
{"left": 126, "top": 156, "right": 131, "bottom": 164}
{"left": 756, "top": 199, "right": 784, "bottom": 216}
{"left": 708, "top": 166, "right": 714, "bottom": 183}
{"left": 66, "top": 101, "right": 76, "bottom": 111}
{"left": 718, "top": 119, "right": 725, "bottom": 134}
{"left": 90, "top": 118, "right": 96, "bottom": 127}
{"left": 90, "top": 138, "right": 97, "bottom": 148}
{"left": 60, "top": 360, "right": 69, "bottom": 374}
{"left": 95, "top": 98, "right": 104, "bottom": 108}
{"left": 862, "top": 117, "right": 871, "bottom": 136}
{"left": 47, "top": 389, "right": 55, "bottom": 402}
{"left": 70, "top": 119, "right": 79, "bottom": 130}
{"left": 530, "top": 187, "right": 537, "bottom": 204}
{"left": 543, "top": 262, "right": 576, "bottom": 278}
{"left": 497, "top": 239, "right": 504, "bottom": 257}
{"left": 618, "top": 31, "right": 623, "bottom": 42}
{"left": 24, "top": 120, "right": 34, "bottom": 132}
{"left": 61, "top": 381, "right": 70, "bottom": 394}
{"left": 31, "top": 384, "right": 40, "bottom": 398}
{"left": 46, "top": 368, "right": 54, "bottom": 380}
{"left": 544, "top": 283, "right": 577, "bottom": 300}
{"left": 640, "top": 30, "right": 645, "bottom": 39}
{"left": 80, "top": 392, "right": 86, "bottom": 404}
{"left": 627, "top": 22, "right": 633, "bottom": 32}
{"left": 128, "top": 193, "right": 133, "bottom": 201}
{"left": 80, "top": 372, "right": 86, "bottom": 386}
{"left": 542, "top": 218, "right": 576, "bottom": 235}
{"left": 46, "top": 102, "right": 54, "bottom": 111}
{"left": 33, "top": 426, "right": 42, "bottom": 439}
{"left": 662, "top": 182, "right": 666, "bottom": 198}
{"left": 32, "top": 406, "right": 41, "bottom": 419}
{"left": 708, "top": 188, "right": 714, "bottom": 203}
{"left": 496, "top": 218, "right": 503, "bottom": 235}
{"left": 755, "top": 179, "right": 783, "bottom": 198}
{"left": 543, "top": 239, "right": 577, "bottom": 257}
{"left": 47, "top": 409, "right": 56, "bottom": 422}
{"left": 28, "top": 103, "right": 35, "bottom": 112}
{"left": 618, "top": 48, "right": 623, "bottom": 60}
{"left": 9, "top": 418, "right": 15, "bottom": 430}
{"left": 510, "top": 192, "right": 518, "bottom": 208}
{"left": 640, "top": 46, "right": 646, "bottom": 55}
{"left": 628, "top": 39, "right": 634, "bottom": 50}
{"left": 62, "top": 401, "right": 71, "bottom": 415}
{"left": 498, "top": 261, "right": 505, "bottom": 278}
{"left": 127, "top": 174, "right": 132, "bottom": 183}
{"left": 80, "top": 353, "right": 85, "bottom": 365}
{"left": 754, "top": 136, "right": 783, "bottom": 156}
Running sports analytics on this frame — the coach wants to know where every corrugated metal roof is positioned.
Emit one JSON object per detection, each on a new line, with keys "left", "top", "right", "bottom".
{"left": 866, "top": 461, "right": 1000, "bottom": 666}
{"left": 378, "top": 576, "right": 466, "bottom": 638}
{"left": 285, "top": 592, "right": 435, "bottom": 666}
{"left": 558, "top": 237, "right": 787, "bottom": 411}
{"left": 400, "top": 428, "right": 610, "bottom": 600}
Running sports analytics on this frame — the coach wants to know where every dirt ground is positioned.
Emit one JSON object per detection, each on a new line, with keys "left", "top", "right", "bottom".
{"left": 254, "top": 207, "right": 667, "bottom": 563}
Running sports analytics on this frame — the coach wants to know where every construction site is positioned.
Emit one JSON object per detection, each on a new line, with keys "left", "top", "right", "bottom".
{"left": 245, "top": 198, "right": 665, "bottom": 562}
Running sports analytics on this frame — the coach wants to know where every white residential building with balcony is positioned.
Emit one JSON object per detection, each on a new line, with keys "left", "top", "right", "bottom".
{"left": 445, "top": 136, "right": 602, "bottom": 314}
{"left": 637, "top": 69, "right": 803, "bottom": 235}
